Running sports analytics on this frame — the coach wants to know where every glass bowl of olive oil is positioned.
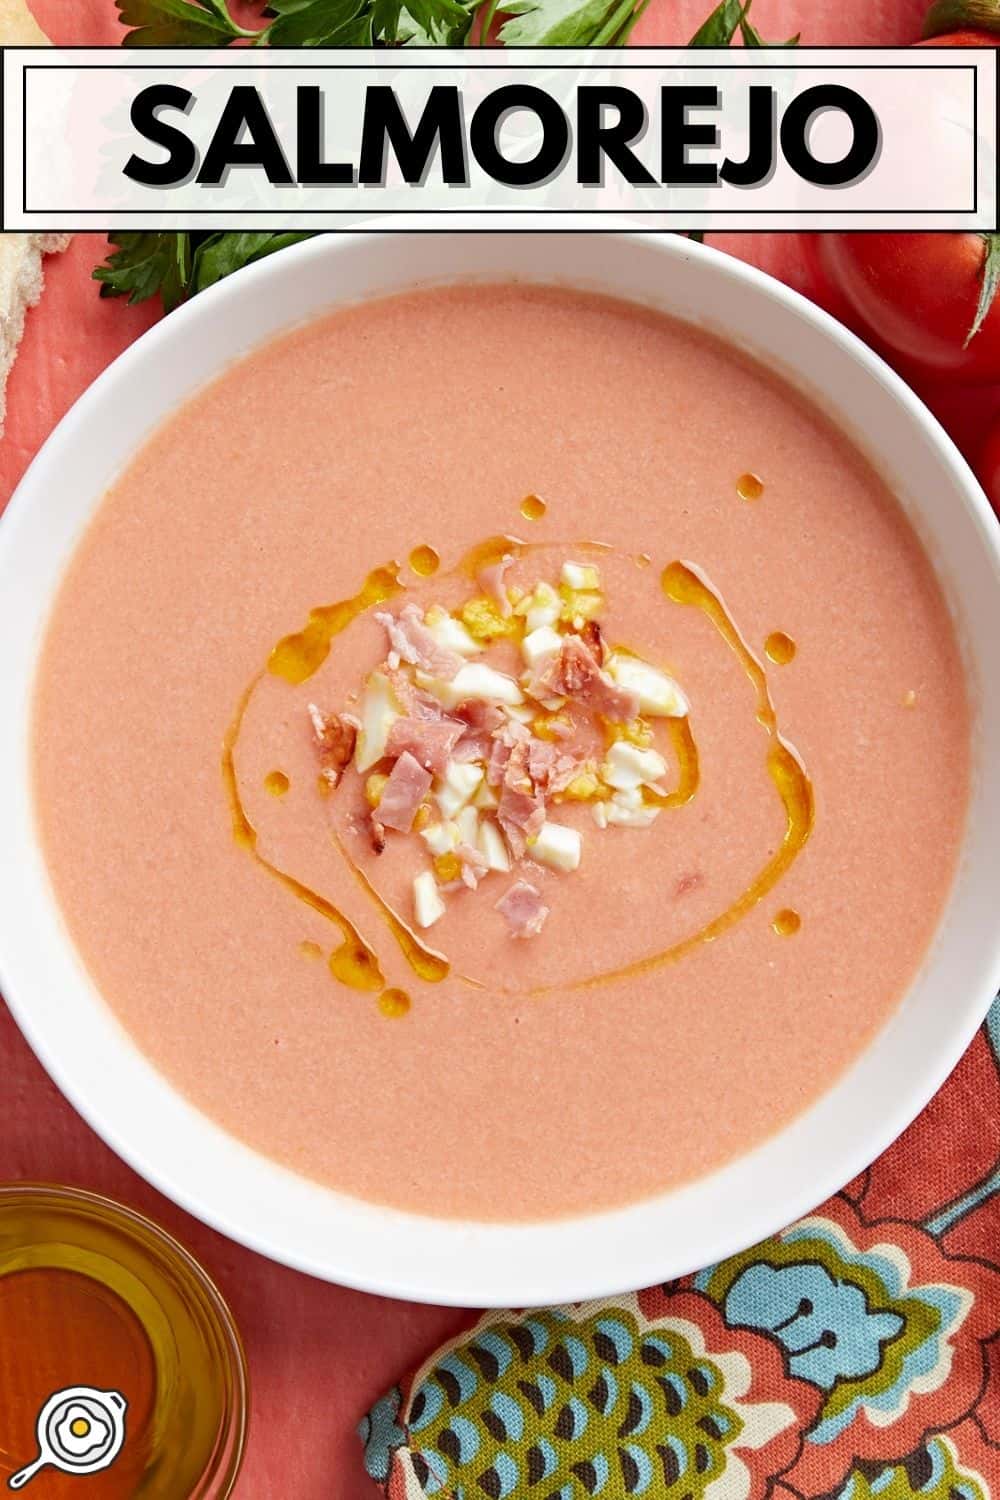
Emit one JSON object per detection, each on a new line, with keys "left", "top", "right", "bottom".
{"left": 0, "top": 1183, "right": 248, "bottom": 1497}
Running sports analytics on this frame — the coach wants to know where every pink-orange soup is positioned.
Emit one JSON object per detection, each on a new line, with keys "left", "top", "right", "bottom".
{"left": 32, "top": 285, "right": 969, "bottom": 1220}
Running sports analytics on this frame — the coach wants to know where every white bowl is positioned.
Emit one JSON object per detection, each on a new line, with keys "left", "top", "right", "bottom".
{"left": 1, "top": 232, "right": 999, "bottom": 1308}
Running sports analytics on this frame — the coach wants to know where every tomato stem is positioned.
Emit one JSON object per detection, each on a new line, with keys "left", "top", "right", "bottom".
{"left": 968, "top": 234, "right": 1000, "bottom": 347}
{"left": 922, "top": 0, "right": 1000, "bottom": 38}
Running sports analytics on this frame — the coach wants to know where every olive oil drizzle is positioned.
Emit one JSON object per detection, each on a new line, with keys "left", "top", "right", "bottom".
{"left": 533, "top": 561, "right": 814, "bottom": 994}
{"left": 332, "top": 832, "right": 450, "bottom": 983}
{"left": 644, "top": 716, "right": 700, "bottom": 809}
{"left": 268, "top": 564, "right": 402, "bottom": 685}
{"left": 222, "top": 678, "right": 386, "bottom": 994}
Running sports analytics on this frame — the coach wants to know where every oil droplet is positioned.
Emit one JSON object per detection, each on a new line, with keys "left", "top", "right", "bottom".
{"left": 520, "top": 494, "right": 547, "bottom": 522}
{"left": 736, "top": 472, "right": 764, "bottom": 502}
{"left": 409, "top": 545, "right": 440, "bottom": 577}
{"left": 635, "top": 553, "right": 651, "bottom": 568}
{"left": 329, "top": 937, "right": 384, "bottom": 993}
{"left": 902, "top": 689, "right": 917, "bottom": 708}
{"left": 378, "top": 988, "right": 411, "bottom": 1019}
{"left": 773, "top": 908, "right": 802, "bottom": 936}
{"left": 764, "top": 631, "right": 796, "bottom": 665}
{"left": 264, "top": 769, "right": 290, "bottom": 796}
{"left": 300, "top": 940, "right": 323, "bottom": 959}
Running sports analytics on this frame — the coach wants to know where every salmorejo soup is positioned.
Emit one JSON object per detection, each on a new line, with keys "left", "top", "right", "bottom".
{"left": 32, "top": 284, "right": 969, "bottom": 1221}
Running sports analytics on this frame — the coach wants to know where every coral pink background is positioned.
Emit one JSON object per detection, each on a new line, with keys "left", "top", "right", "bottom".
{"left": 1, "top": 2, "right": 994, "bottom": 1495}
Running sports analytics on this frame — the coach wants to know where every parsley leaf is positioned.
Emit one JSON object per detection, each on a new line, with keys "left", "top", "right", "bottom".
{"left": 93, "top": 233, "right": 193, "bottom": 311}
{"left": 371, "top": 0, "right": 473, "bottom": 42}
{"left": 396, "top": 2, "right": 478, "bottom": 45}
{"left": 117, "top": 0, "right": 252, "bottom": 47}
{"left": 94, "top": 231, "right": 317, "bottom": 309}
{"left": 493, "top": 0, "right": 645, "bottom": 47}
{"left": 265, "top": 0, "right": 371, "bottom": 45}
{"left": 117, "top": 0, "right": 473, "bottom": 45}
{"left": 689, "top": 0, "right": 797, "bottom": 47}
{"left": 688, "top": 0, "right": 744, "bottom": 45}
{"left": 190, "top": 231, "right": 316, "bottom": 293}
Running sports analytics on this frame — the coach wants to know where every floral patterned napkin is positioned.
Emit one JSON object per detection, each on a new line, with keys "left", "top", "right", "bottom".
{"left": 359, "top": 1000, "right": 1000, "bottom": 1499}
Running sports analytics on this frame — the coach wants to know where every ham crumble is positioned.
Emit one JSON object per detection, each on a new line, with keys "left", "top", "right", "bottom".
{"left": 309, "top": 560, "right": 690, "bottom": 940}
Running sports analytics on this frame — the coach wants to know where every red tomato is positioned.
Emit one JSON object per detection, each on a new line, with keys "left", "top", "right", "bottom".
{"left": 808, "top": 233, "right": 1000, "bottom": 385}
{"left": 805, "top": 21, "right": 1000, "bottom": 385}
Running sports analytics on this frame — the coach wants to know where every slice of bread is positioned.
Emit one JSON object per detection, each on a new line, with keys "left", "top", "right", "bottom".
{"left": 0, "top": 234, "right": 71, "bottom": 436}
{"left": 0, "top": 2, "right": 71, "bottom": 436}
{"left": 0, "top": 0, "right": 49, "bottom": 44}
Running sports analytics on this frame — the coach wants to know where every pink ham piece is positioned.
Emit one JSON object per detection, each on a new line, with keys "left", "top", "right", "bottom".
{"left": 453, "top": 700, "right": 505, "bottom": 764}
{"left": 386, "top": 668, "right": 444, "bottom": 722}
{"left": 376, "top": 751, "right": 432, "bottom": 832}
{"left": 454, "top": 700, "right": 506, "bottom": 733}
{"left": 477, "top": 555, "right": 514, "bottom": 618}
{"left": 530, "top": 635, "right": 639, "bottom": 722}
{"left": 496, "top": 880, "right": 549, "bottom": 938}
{"left": 497, "top": 742, "right": 545, "bottom": 857}
{"left": 486, "top": 717, "right": 529, "bottom": 787}
{"left": 487, "top": 737, "right": 512, "bottom": 788}
{"left": 455, "top": 842, "right": 489, "bottom": 890}
{"left": 375, "top": 604, "right": 463, "bottom": 681}
{"left": 385, "top": 716, "right": 464, "bottom": 776}
{"left": 527, "top": 738, "right": 583, "bottom": 796}
{"left": 452, "top": 732, "right": 493, "bottom": 764}
{"left": 307, "top": 704, "right": 357, "bottom": 789}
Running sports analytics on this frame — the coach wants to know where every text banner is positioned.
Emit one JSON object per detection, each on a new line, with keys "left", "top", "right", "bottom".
{"left": 2, "top": 46, "right": 995, "bottom": 231}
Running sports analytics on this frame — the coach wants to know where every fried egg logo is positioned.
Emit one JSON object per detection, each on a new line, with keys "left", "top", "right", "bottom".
{"left": 8, "top": 1387, "right": 127, "bottom": 1490}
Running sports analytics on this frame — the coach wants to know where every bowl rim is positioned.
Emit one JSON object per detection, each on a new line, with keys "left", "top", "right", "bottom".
{"left": 2, "top": 229, "right": 999, "bottom": 1308}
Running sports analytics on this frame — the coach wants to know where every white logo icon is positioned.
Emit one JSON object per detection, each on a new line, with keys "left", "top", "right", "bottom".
{"left": 8, "top": 1387, "right": 127, "bottom": 1490}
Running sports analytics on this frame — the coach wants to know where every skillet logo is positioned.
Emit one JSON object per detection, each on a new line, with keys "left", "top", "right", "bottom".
{"left": 8, "top": 1387, "right": 127, "bottom": 1491}
{"left": 0, "top": 46, "right": 996, "bottom": 231}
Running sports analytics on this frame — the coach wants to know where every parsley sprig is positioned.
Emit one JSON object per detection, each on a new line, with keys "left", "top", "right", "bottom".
{"left": 96, "top": 0, "right": 798, "bottom": 309}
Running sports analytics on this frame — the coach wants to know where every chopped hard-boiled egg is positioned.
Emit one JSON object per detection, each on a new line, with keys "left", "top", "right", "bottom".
{"left": 473, "top": 780, "right": 499, "bottom": 811}
{"left": 478, "top": 818, "right": 511, "bottom": 872}
{"left": 529, "top": 821, "right": 582, "bottom": 872}
{"left": 515, "top": 581, "right": 561, "bottom": 633}
{"left": 423, "top": 607, "right": 481, "bottom": 658}
{"left": 505, "top": 702, "right": 535, "bottom": 724}
{"left": 561, "top": 560, "right": 602, "bottom": 591}
{"left": 420, "top": 820, "right": 459, "bottom": 856}
{"left": 460, "top": 596, "right": 520, "bottom": 643}
{"left": 606, "top": 654, "right": 689, "bottom": 717}
{"left": 603, "top": 741, "right": 668, "bottom": 791}
{"left": 521, "top": 624, "right": 563, "bottom": 670}
{"left": 417, "top": 662, "right": 523, "bottom": 710}
{"left": 354, "top": 671, "right": 400, "bottom": 772}
{"left": 413, "top": 871, "right": 446, "bottom": 928}
{"left": 455, "top": 805, "right": 480, "bottom": 846}
{"left": 364, "top": 772, "right": 389, "bottom": 808}
{"left": 605, "top": 789, "right": 661, "bottom": 827}
{"left": 435, "top": 760, "right": 485, "bottom": 817}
